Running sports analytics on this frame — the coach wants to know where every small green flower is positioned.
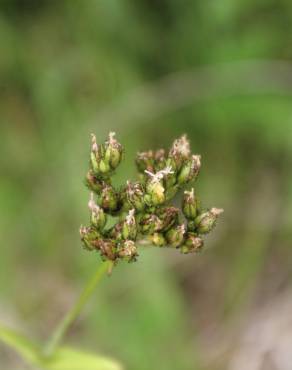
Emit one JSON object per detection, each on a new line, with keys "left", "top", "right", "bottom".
{"left": 177, "top": 154, "right": 201, "bottom": 185}
{"left": 180, "top": 233, "right": 204, "bottom": 254}
{"left": 90, "top": 133, "right": 123, "bottom": 177}
{"left": 149, "top": 232, "right": 167, "bottom": 247}
{"left": 144, "top": 167, "right": 174, "bottom": 206}
{"left": 96, "top": 183, "right": 119, "bottom": 213}
{"left": 194, "top": 208, "right": 224, "bottom": 234}
{"left": 165, "top": 224, "right": 186, "bottom": 248}
{"left": 139, "top": 214, "right": 162, "bottom": 234}
{"left": 168, "top": 135, "right": 191, "bottom": 171}
{"left": 156, "top": 207, "right": 179, "bottom": 232}
{"left": 85, "top": 169, "right": 108, "bottom": 194}
{"left": 104, "top": 132, "right": 123, "bottom": 170}
{"left": 117, "top": 240, "right": 138, "bottom": 262}
{"left": 88, "top": 193, "right": 107, "bottom": 231}
{"left": 182, "top": 188, "right": 199, "bottom": 219}
{"left": 79, "top": 226, "right": 101, "bottom": 251}
{"left": 122, "top": 209, "right": 137, "bottom": 240}
{"left": 123, "top": 181, "right": 145, "bottom": 212}
{"left": 90, "top": 134, "right": 103, "bottom": 175}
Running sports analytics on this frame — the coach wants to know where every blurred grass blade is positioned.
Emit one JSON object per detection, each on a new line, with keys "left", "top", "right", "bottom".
{"left": 0, "top": 324, "right": 41, "bottom": 366}
{"left": 43, "top": 346, "right": 123, "bottom": 370}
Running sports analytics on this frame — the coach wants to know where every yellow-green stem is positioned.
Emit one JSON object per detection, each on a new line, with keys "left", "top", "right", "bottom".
{"left": 44, "top": 260, "right": 113, "bottom": 357}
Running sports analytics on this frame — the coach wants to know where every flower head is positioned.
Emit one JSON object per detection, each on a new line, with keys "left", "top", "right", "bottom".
{"left": 81, "top": 132, "right": 223, "bottom": 264}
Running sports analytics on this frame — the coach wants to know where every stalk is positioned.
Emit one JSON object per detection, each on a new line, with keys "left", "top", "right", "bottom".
{"left": 44, "top": 260, "right": 113, "bottom": 357}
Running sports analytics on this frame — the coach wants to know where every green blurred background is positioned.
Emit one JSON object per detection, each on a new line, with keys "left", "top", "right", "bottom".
{"left": 1, "top": 1, "right": 292, "bottom": 369}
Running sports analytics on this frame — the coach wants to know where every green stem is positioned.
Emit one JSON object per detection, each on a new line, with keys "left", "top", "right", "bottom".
{"left": 43, "top": 260, "right": 113, "bottom": 357}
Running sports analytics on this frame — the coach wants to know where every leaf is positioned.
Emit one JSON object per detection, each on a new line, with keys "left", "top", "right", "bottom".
{"left": 0, "top": 324, "right": 123, "bottom": 370}
{"left": 0, "top": 324, "right": 41, "bottom": 366}
{"left": 43, "top": 346, "right": 123, "bottom": 370}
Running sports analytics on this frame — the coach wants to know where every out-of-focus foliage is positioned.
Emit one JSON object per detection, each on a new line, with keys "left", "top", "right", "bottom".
{"left": 1, "top": 1, "right": 292, "bottom": 369}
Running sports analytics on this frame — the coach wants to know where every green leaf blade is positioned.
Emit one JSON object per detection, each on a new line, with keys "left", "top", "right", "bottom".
{"left": 43, "top": 346, "right": 123, "bottom": 370}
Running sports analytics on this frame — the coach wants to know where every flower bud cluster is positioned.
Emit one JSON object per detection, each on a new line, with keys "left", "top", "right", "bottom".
{"left": 81, "top": 132, "right": 223, "bottom": 263}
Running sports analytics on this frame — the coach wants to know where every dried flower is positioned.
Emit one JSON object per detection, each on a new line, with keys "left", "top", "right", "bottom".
{"left": 117, "top": 240, "right": 138, "bottom": 262}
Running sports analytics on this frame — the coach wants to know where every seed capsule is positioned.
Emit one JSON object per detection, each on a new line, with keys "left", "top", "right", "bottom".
{"left": 194, "top": 208, "right": 224, "bottom": 234}
{"left": 182, "top": 188, "right": 198, "bottom": 219}
{"left": 180, "top": 233, "right": 204, "bottom": 254}
{"left": 165, "top": 224, "right": 186, "bottom": 248}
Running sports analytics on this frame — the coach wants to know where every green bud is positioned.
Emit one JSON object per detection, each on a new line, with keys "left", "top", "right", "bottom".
{"left": 168, "top": 135, "right": 191, "bottom": 170}
{"left": 88, "top": 193, "right": 107, "bottom": 230}
{"left": 139, "top": 214, "right": 163, "bottom": 234}
{"left": 79, "top": 225, "right": 101, "bottom": 251}
{"left": 136, "top": 150, "right": 154, "bottom": 173}
{"left": 104, "top": 132, "right": 123, "bottom": 170}
{"left": 149, "top": 232, "right": 167, "bottom": 247}
{"left": 165, "top": 224, "right": 186, "bottom": 247}
{"left": 182, "top": 188, "right": 198, "bottom": 219}
{"left": 156, "top": 207, "right": 179, "bottom": 232}
{"left": 194, "top": 208, "right": 224, "bottom": 234}
{"left": 124, "top": 181, "right": 145, "bottom": 212}
{"left": 117, "top": 240, "right": 138, "bottom": 262}
{"left": 97, "top": 183, "right": 118, "bottom": 213}
{"left": 122, "top": 209, "right": 137, "bottom": 240}
{"left": 180, "top": 233, "right": 204, "bottom": 254}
